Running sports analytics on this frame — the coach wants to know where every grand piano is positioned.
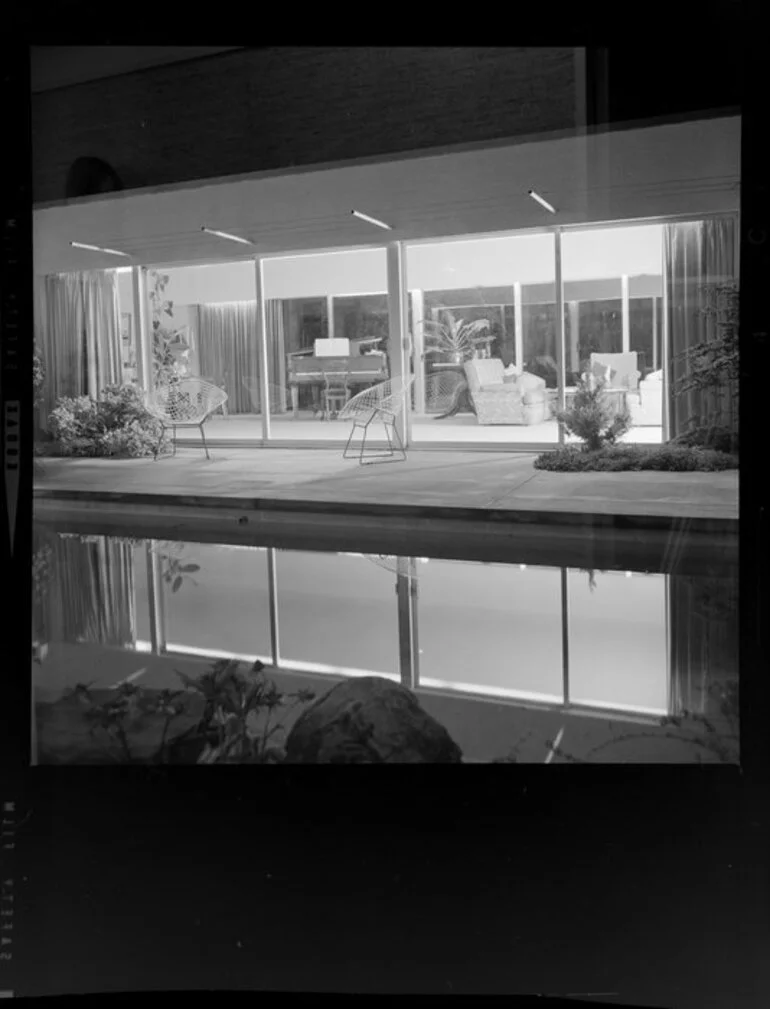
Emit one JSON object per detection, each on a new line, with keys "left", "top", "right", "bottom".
{"left": 287, "top": 338, "right": 389, "bottom": 417}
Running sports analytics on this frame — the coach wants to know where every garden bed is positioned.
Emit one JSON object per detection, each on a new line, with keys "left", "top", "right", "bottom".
{"left": 534, "top": 443, "right": 738, "bottom": 473}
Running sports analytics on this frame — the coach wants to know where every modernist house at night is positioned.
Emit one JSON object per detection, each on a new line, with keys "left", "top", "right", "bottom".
{"left": 31, "top": 47, "right": 740, "bottom": 764}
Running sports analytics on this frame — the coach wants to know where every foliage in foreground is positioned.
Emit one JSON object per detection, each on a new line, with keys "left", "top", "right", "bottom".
{"left": 47, "top": 659, "right": 316, "bottom": 765}
{"left": 493, "top": 681, "right": 739, "bottom": 764}
{"left": 534, "top": 443, "right": 738, "bottom": 473}
{"left": 46, "top": 383, "right": 170, "bottom": 458}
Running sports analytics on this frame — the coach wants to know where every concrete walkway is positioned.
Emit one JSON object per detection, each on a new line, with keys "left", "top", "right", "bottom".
{"left": 34, "top": 447, "right": 738, "bottom": 527}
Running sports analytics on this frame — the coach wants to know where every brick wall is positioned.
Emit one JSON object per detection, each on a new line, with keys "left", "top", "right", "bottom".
{"left": 32, "top": 46, "right": 580, "bottom": 204}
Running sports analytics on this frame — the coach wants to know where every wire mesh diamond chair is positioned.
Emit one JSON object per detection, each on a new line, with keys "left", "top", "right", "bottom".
{"left": 339, "top": 375, "right": 414, "bottom": 465}
{"left": 424, "top": 370, "right": 466, "bottom": 414}
{"left": 147, "top": 378, "right": 228, "bottom": 460}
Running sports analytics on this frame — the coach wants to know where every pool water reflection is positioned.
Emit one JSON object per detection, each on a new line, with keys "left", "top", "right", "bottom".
{"left": 31, "top": 524, "right": 739, "bottom": 764}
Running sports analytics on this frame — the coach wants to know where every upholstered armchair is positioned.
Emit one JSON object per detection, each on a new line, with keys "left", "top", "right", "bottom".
{"left": 464, "top": 359, "right": 549, "bottom": 425}
{"left": 584, "top": 353, "right": 641, "bottom": 392}
{"left": 629, "top": 369, "right": 664, "bottom": 426}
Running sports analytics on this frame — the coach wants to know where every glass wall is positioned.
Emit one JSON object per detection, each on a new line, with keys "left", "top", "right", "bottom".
{"left": 130, "top": 215, "right": 739, "bottom": 452}
{"left": 144, "top": 260, "right": 260, "bottom": 441}
{"left": 560, "top": 225, "right": 665, "bottom": 444}
{"left": 405, "top": 233, "right": 559, "bottom": 446}
{"left": 262, "top": 249, "right": 392, "bottom": 442}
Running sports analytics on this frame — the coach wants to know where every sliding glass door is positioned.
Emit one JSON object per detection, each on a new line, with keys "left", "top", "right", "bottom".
{"left": 560, "top": 225, "right": 665, "bottom": 444}
{"left": 142, "top": 260, "right": 260, "bottom": 442}
{"left": 404, "top": 233, "right": 559, "bottom": 447}
{"left": 134, "top": 216, "right": 736, "bottom": 451}
{"left": 261, "top": 249, "right": 391, "bottom": 443}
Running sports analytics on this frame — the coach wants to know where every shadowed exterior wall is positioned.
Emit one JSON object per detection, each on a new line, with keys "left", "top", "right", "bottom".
{"left": 32, "top": 46, "right": 581, "bottom": 204}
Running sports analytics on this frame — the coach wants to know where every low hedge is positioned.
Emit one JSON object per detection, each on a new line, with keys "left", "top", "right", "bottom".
{"left": 534, "top": 443, "right": 739, "bottom": 473}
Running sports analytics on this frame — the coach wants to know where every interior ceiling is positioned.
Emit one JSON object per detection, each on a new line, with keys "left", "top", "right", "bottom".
{"left": 33, "top": 116, "right": 740, "bottom": 276}
{"left": 30, "top": 46, "right": 245, "bottom": 92}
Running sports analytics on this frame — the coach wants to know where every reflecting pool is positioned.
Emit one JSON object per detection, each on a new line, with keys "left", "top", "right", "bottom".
{"left": 32, "top": 522, "right": 739, "bottom": 764}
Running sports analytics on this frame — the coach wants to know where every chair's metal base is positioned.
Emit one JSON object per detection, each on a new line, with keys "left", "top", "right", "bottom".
{"left": 343, "top": 411, "right": 407, "bottom": 465}
{"left": 154, "top": 422, "right": 211, "bottom": 460}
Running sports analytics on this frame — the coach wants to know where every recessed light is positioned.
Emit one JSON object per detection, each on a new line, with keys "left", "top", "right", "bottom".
{"left": 528, "top": 190, "right": 557, "bottom": 214}
{"left": 70, "top": 241, "right": 131, "bottom": 257}
{"left": 351, "top": 210, "right": 393, "bottom": 231}
{"left": 201, "top": 226, "right": 255, "bottom": 246}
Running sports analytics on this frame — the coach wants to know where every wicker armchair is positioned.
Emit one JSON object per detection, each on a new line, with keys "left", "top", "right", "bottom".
{"left": 339, "top": 375, "right": 415, "bottom": 464}
{"left": 147, "top": 378, "right": 228, "bottom": 459}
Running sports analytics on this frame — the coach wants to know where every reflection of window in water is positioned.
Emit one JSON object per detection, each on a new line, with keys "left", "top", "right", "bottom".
{"left": 33, "top": 535, "right": 739, "bottom": 740}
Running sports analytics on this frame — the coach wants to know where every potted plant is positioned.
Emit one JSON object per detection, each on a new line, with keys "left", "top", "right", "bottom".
{"left": 148, "top": 271, "right": 191, "bottom": 387}
{"left": 422, "top": 312, "right": 492, "bottom": 365}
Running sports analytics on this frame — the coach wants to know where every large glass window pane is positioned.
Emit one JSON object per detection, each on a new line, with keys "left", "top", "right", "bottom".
{"left": 274, "top": 551, "right": 400, "bottom": 676}
{"left": 561, "top": 226, "right": 664, "bottom": 444}
{"left": 415, "top": 560, "right": 564, "bottom": 701}
{"left": 144, "top": 261, "right": 260, "bottom": 443}
{"left": 262, "top": 250, "right": 390, "bottom": 441}
{"left": 567, "top": 569, "right": 668, "bottom": 715}
{"left": 162, "top": 543, "right": 272, "bottom": 659}
{"left": 406, "top": 234, "right": 558, "bottom": 446}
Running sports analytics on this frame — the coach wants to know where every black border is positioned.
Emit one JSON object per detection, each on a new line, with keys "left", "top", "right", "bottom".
{"left": 3, "top": 26, "right": 768, "bottom": 1004}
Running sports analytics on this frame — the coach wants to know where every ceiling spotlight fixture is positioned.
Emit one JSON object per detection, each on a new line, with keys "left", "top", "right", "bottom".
{"left": 351, "top": 210, "right": 392, "bottom": 231}
{"left": 70, "top": 241, "right": 131, "bottom": 257}
{"left": 528, "top": 190, "right": 557, "bottom": 214}
{"left": 200, "top": 226, "right": 255, "bottom": 246}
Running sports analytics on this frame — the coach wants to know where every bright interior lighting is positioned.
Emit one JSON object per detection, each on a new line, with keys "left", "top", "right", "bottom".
{"left": 351, "top": 209, "right": 393, "bottom": 231}
{"left": 528, "top": 190, "right": 557, "bottom": 214}
{"left": 70, "top": 241, "right": 131, "bottom": 257}
{"left": 201, "top": 226, "right": 255, "bottom": 246}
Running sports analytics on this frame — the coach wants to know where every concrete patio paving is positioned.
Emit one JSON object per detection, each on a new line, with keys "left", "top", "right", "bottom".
{"left": 34, "top": 446, "right": 737, "bottom": 524}
{"left": 34, "top": 448, "right": 738, "bottom": 575}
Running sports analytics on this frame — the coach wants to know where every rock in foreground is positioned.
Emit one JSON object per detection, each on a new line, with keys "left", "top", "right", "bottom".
{"left": 284, "top": 676, "right": 463, "bottom": 763}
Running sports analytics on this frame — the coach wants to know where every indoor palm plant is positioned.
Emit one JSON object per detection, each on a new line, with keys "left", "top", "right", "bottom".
{"left": 422, "top": 312, "right": 492, "bottom": 364}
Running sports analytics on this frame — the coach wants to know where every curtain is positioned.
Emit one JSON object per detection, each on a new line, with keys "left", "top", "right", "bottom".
{"left": 193, "top": 300, "right": 287, "bottom": 413}
{"left": 664, "top": 217, "right": 738, "bottom": 438}
{"left": 35, "top": 270, "right": 122, "bottom": 424}
{"left": 44, "top": 536, "right": 136, "bottom": 648}
{"left": 195, "top": 302, "right": 258, "bottom": 413}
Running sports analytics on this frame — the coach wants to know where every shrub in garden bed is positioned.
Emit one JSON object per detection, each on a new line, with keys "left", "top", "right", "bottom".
{"left": 46, "top": 383, "right": 170, "bottom": 458}
{"left": 670, "top": 425, "right": 738, "bottom": 456}
{"left": 534, "top": 443, "right": 738, "bottom": 473}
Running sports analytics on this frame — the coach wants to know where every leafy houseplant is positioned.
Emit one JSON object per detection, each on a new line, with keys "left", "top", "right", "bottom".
{"left": 422, "top": 313, "right": 492, "bottom": 364}
{"left": 47, "top": 383, "right": 170, "bottom": 458}
{"left": 33, "top": 344, "right": 46, "bottom": 408}
{"left": 555, "top": 374, "right": 632, "bottom": 452}
{"left": 148, "top": 271, "right": 190, "bottom": 387}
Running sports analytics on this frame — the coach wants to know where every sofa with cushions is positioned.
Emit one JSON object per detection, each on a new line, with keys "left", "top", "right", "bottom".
{"left": 463, "top": 359, "right": 549, "bottom": 425}
{"left": 629, "top": 369, "right": 663, "bottom": 426}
